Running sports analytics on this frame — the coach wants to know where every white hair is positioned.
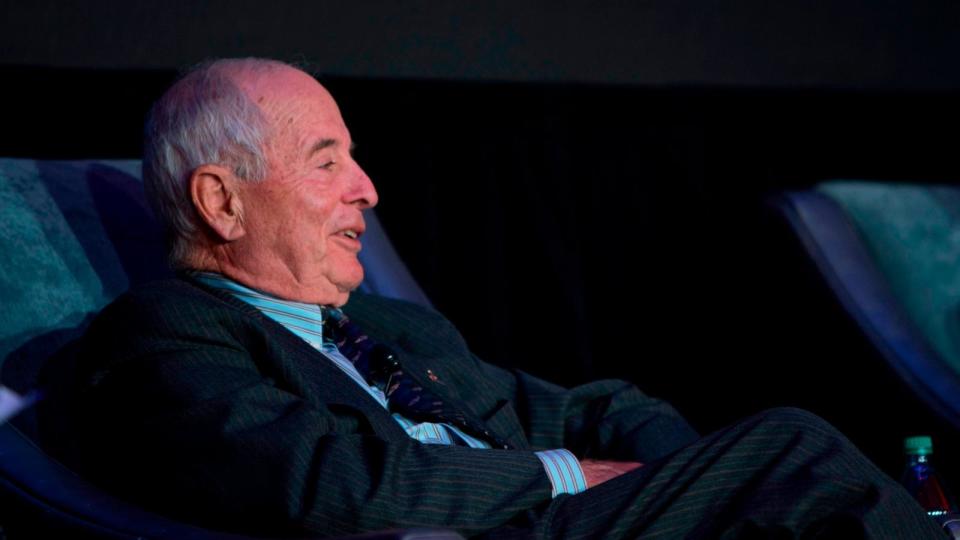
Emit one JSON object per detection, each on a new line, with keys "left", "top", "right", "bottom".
{"left": 143, "top": 58, "right": 290, "bottom": 268}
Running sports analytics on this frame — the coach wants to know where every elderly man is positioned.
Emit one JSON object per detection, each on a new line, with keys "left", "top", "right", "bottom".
{"left": 62, "top": 58, "right": 943, "bottom": 539}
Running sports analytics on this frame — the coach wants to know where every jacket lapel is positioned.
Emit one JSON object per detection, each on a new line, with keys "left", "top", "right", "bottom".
{"left": 181, "top": 275, "right": 530, "bottom": 449}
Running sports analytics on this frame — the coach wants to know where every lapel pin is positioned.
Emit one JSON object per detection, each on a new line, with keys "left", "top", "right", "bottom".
{"left": 426, "top": 369, "right": 441, "bottom": 383}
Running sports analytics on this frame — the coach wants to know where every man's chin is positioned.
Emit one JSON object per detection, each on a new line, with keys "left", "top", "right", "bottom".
{"left": 329, "top": 291, "right": 351, "bottom": 308}
{"left": 333, "top": 268, "right": 364, "bottom": 295}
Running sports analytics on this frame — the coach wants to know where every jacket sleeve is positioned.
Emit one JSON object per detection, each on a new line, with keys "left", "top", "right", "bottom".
{"left": 471, "top": 355, "right": 700, "bottom": 464}
{"left": 67, "top": 289, "right": 553, "bottom": 539}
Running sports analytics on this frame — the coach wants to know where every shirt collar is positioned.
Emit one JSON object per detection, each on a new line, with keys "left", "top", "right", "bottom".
{"left": 191, "top": 271, "right": 340, "bottom": 338}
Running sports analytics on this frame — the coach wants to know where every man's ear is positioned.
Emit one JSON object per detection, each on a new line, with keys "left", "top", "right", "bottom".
{"left": 189, "top": 164, "right": 246, "bottom": 242}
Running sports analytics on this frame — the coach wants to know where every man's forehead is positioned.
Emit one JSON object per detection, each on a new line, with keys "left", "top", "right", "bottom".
{"left": 223, "top": 64, "right": 335, "bottom": 117}
{"left": 228, "top": 67, "right": 348, "bottom": 153}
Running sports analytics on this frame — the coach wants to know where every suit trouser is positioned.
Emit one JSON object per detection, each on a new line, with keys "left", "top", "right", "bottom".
{"left": 486, "top": 408, "right": 943, "bottom": 539}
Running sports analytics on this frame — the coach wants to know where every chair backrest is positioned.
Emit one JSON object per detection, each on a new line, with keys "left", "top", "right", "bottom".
{"left": 774, "top": 181, "right": 960, "bottom": 430}
{"left": 0, "top": 157, "right": 437, "bottom": 539}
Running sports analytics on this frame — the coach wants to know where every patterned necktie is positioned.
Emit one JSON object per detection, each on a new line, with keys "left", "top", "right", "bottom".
{"left": 323, "top": 307, "right": 509, "bottom": 448}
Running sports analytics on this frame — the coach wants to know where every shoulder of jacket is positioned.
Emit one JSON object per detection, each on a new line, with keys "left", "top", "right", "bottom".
{"left": 95, "top": 277, "right": 251, "bottom": 327}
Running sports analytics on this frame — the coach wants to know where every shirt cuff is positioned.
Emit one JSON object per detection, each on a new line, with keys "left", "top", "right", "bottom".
{"left": 535, "top": 449, "right": 587, "bottom": 497}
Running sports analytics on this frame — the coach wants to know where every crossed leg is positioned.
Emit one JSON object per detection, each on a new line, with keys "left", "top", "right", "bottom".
{"left": 493, "top": 408, "right": 943, "bottom": 539}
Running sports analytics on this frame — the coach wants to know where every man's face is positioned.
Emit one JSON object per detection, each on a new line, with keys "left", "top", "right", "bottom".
{"left": 225, "top": 67, "right": 378, "bottom": 305}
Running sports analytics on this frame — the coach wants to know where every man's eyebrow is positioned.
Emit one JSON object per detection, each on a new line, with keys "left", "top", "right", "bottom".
{"left": 306, "top": 138, "right": 337, "bottom": 158}
{"left": 305, "top": 139, "right": 358, "bottom": 159}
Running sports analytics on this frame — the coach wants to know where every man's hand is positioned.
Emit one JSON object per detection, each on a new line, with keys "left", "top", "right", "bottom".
{"left": 580, "top": 459, "right": 643, "bottom": 489}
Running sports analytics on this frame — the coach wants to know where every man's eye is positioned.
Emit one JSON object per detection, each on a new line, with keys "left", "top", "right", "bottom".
{"left": 319, "top": 161, "right": 335, "bottom": 170}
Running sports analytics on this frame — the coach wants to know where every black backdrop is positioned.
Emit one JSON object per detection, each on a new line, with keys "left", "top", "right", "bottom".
{"left": 3, "top": 66, "right": 959, "bottom": 484}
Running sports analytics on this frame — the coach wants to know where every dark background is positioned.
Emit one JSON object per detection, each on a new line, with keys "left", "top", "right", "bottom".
{"left": 2, "top": 0, "right": 959, "bottom": 485}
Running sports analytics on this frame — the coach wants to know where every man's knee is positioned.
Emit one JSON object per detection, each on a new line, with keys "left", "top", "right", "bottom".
{"left": 725, "top": 407, "right": 887, "bottom": 489}
{"left": 748, "top": 407, "right": 850, "bottom": 449}
{"left": 756, "top": 406, "right": 834, "bottom": 427}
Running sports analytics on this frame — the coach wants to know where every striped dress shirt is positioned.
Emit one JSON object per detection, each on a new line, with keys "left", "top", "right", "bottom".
{"left": 193, "top": 272, "right": 586, "bottom": 497}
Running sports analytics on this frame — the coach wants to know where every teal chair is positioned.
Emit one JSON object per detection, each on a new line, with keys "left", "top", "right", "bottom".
{"left": 775, "top": 181, "right": 960, "bottom": 431}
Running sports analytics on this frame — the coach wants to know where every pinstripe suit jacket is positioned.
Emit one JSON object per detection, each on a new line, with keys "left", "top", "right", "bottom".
{"left": 67, "top": 277, "right": 698, "bottom": 538}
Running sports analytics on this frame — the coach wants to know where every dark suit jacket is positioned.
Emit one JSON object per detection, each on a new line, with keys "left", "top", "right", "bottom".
{"left": 64, "top": 277, "right": 697, "bottom": 538}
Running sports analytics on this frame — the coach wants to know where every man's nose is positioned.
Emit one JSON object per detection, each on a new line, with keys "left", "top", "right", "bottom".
{"left": 345, "top": 162, "right": 379, "bottom": 209}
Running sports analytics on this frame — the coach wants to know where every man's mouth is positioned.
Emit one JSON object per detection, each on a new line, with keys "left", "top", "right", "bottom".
{"left": 341, "top": 229, "right": 360, "bottom": 240}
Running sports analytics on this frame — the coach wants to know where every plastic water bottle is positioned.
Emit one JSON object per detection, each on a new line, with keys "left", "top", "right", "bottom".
{"left": 900, "top": 435, "right": 958, "bottom": 534}
{"left": 901, "top": 436, "right": 955, "bottom": 516}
